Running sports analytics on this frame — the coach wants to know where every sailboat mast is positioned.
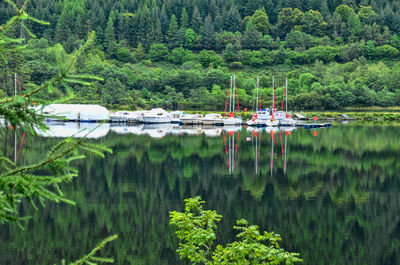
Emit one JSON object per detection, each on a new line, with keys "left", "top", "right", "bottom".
{"left": 229, "top": 76, "right": 232, "bottom": 113}
{"left": 286, "top": 78, "right": 288, "bottom": 113}
{"left": 232, "top": 75, "right": 236, "bottom": 113}
{"left": 256, "top": 77, "right": 259, "bottom": 112}
{"left": 272, "top": 76, "right": 275, "bottom": 113}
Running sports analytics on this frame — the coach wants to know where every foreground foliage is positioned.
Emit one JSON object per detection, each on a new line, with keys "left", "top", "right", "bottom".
{"left": 170, "top": 196, "right": 302, "bottom": 264}
{"left": 1, "top": 1, "right": 115, "bottom": 264}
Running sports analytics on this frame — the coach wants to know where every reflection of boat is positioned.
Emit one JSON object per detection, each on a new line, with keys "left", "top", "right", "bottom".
{"left": 110, "top": 124, "right": 145, "bottom": 135}
{"left": 202, "top": 113, "right": 223, "bottom": 125}
{"left": 109, "top": 111, "right": 144, "bottom": 123}
{"left": 180, "top": 125, "right": 203, "bottom": 135}
{"left": 36, "top": 122, "right": 110, "bottom": 139}
{"left": 223, "top": 75, "right": 242, "bottom": 126}
{"left": 142, "top": 108, "right": 171, "bottom": 124}
{"left": 180, "top": 113, "right": 203, "bottom": 125}
{"left": 141, "top": 123, "right": 177, "bottom": 138}
{"left": 203, "top": 127, "right": 222, "bottom": 137}
{"left": 223, "top": 126, "right": 242, "bottom": 133}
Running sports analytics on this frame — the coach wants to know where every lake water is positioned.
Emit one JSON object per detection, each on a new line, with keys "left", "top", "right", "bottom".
{"left": 1, "top": 122, "right": 399, "bottom": 265}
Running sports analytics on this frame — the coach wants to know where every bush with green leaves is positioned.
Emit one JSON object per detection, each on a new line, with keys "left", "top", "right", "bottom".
{"left": 170, "top": 196, "right": 302, "bottom": 265}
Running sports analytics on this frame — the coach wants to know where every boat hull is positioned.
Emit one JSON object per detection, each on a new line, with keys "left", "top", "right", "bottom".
{"left": 142, "top": 116, "right": 171, "bottom": 124}
{"left": 180, "top": 118, "right": 203, "bottom": 125}
{"left": 223, "top": 118, "right": 242, "bottom": 126}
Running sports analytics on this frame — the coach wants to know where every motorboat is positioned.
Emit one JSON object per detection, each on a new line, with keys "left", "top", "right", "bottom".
{"left": 180, "top": 113, "right": 203, "bottom": 125}
{"left": 109, "top": 110, "right": 144, "bottom": 123}
{"left": 202, "top": 113, "right": 223, "bottom": 125}
{"left": 142, "top": 108, "right": 171, "bottom": 124}
{"left": 223, "top": 116, "right": 242, "bottom": 126}
{"left": 169, "top": 111, "right": 185, "bottom": 124}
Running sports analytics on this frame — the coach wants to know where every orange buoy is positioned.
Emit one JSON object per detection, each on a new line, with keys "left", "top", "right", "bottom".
{"left": 313, "top": 130, "right": 318, "bottom": 136}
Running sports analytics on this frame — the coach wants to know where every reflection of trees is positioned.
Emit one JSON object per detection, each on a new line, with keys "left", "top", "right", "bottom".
{"left": 1, "top": 125, "right": 400, "bottom": 264}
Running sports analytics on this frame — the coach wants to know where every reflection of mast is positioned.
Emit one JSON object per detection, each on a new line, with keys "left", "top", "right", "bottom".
{"left": 14, "top": 73, "right": 17, "bottom": 164}
{"left": 223, "top": 130, "right": 240, "bottom": 174}
{"left": 284, "top": 131, "right": 287, "bottom": 174}
{"left": 270, "top": 130, "right": 275, "bottom": 177}
{"left": 251, "top": 129, "right": 261, "bottom": 174}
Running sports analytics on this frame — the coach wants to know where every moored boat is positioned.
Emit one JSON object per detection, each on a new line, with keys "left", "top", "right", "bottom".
{"left": 142, "top": 108, "right": 171, "bottom": 124}
{"left": 202, "top": 113, "right": 224, "bottom": 125}
{"left": 110, "top": 110, "right": 144, "bottom": 123}
{"left": 180, "top": 113, "right": 203, "bottom": 125}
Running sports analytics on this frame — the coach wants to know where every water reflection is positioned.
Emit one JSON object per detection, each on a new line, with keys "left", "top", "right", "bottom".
{"left": 1, "top": 123, "right": 399, "bottom": 265}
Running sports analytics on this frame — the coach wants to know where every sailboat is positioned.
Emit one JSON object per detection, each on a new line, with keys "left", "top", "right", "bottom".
{"left": 247, "top": 76, "right": 277, "bottom": 127}
{"left": 273, "top": 78, "right": 296, "bottom": 126}
{"left": 223, "top": 75, "right": 242, "bottom": 126}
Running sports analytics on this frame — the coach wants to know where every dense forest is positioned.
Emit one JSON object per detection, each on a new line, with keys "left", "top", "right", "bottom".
{"left": 2, "top": 0, "right": 400, "bottom": 109}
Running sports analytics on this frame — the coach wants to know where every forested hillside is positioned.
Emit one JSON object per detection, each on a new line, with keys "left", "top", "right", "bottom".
{"left": 1, "top": 0, "right": 400, "bottom": 110}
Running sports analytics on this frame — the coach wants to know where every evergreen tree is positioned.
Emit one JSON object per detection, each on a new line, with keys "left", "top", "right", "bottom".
{"left": 191, "top": 7, "right": 202, "bottom": 33}
{"left": 201, "top": 15, "right": 216, "bottom": 50}
{"left": 105, "top": 11, "right": 116, "bottom": 51}
{"left": 242, "top": 21, "right": 262, "bottom": 49}
{"left": 167, "top": 14, "right": 179, "bottom": 49}
{"left": 160, "top": 5, "right": 169, "bottom": 35}
{"left": 180, "top": 8, "right": 189, "bottom": 29}
{"left": 225, "top": 6, "right": 242, "bottom": 32}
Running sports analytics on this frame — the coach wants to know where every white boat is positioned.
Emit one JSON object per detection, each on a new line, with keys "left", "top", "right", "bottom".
{"left": 109, "top": 110, "right": 143, "bottom": 123}
{"left": 224, "top": 117, "right": 242, "bottom": 126}
{"left": 180, "top": 113, "right": 203, "bottom": 125}
{"left": 41, "top": 104, "right": 109, "bottom": 122}
{"left": 223, "top": 75, "right": 242, "bottom": 126}
{"left": 202, "top": 113, "right": 223, "bottom": 125}
{"left": 142, "top": 108, "right": 171, "bottom": 124}
{"left": 170, "top": 111, "right": 185, "bottom": 124}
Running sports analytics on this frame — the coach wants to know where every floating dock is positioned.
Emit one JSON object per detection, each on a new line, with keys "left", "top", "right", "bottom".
{"left": 298, "top": 123, "right": 332, "bottom": 129}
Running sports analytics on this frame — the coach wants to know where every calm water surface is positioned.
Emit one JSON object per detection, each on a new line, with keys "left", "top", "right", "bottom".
{"left": 1, "top": 122, "right": 399, "bottom": 265}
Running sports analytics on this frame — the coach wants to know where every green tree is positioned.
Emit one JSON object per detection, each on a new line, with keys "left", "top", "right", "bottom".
{"left": 242, "top": 22, "right": 262, "bottom": 50}
{"left": 167, "top": 14, "right": 179, "bottom": 49}
{"left": 303, "top": 10, "right": 327, "bottom": 36}
{"left": 201, "top": 15, "right": 215, "bottom": 49}
{"left": 334, "top": 4, "right": 355, "bottom": 21}
{"left": 148, "top": 43, "right": 169, "bottom": 61}
{"left": 191, "top": 7, "right": 202, "bottom": 33}
{"left": 170, "top": 197, "right": 302, "bottom": 265}
{"left": 250, "top": 9, "right": 270, "bottom": 35}
{"left": 184, "top": 28, "right": 197, "bottom": 49}
{"left": 180, "top": 8, "right": 189, "bottom": 29}
{"left": 358, "top": 5, "right": 376, "bottom": 22}
{"left": 104, "top": 11, "right": 116, "bottom": 51}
